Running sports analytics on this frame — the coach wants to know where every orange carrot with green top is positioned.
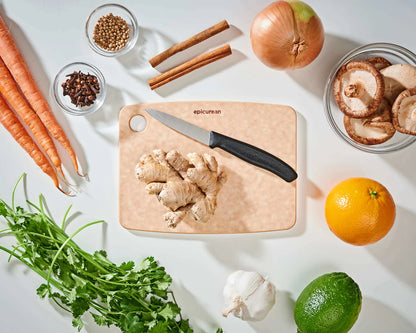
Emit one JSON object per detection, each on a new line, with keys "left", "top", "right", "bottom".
{"left": 0, "top": 15, "right": 81, "bottom": 175}
{"left": 0, "top": 56, "right": 65, "bottom": 179}
{"left": 0, "top": 93, "right": 61, "bottom": 190}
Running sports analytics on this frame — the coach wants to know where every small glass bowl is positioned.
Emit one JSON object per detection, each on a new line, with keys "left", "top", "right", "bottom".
{"left": 85, "top": 3, "right": 139, "bottom": 57}
{"left": 323, "top": 43, "right": 416, "bottom": 153}
{"left": 53, "top": 62, "right": 107, "bottom": 116}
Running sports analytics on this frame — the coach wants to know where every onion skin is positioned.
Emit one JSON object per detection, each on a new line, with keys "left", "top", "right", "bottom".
{"left": 250, "top": 1, "right": 324, "bottom": 70}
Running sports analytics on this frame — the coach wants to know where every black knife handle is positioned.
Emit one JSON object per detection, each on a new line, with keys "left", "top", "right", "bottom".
{"left": 209, "top": 131, "right": 297, "bottom": 182}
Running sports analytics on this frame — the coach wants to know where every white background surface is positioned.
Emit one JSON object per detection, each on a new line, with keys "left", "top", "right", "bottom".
{"left": 0, "top": 0, "right": 415, "bottom": 332}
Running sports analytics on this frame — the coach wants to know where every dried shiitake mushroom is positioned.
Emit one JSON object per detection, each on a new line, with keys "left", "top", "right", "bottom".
{"left": 334, "top": 61, "right": 384, "bottom": 118}
{"left": 367, "top": 56, "right": 391, "bottom": 71}
{"left": 392, "top": 87, "right": 416, "bottom": 135}
{"left": 380, "top": 64, "right": 416, "bottom": 104}
{"left": 344, "top": 99, "right": 395, "bottom": 145}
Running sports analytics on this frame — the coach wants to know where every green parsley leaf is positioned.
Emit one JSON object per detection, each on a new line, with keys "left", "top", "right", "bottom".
{"left": 158, "top": 302, "right": 180, "bottom": 320}
{"left": 36, "top": 284, "right": 49, "bottom": 299}
{"left": 70, "top": 297, "right": 89, "bottom": 318}
{"left": 91, "top": 313, "right": 108, "bottom": 326}
{"left": 72, "top": 317, "right": 83, "bottom": 332}
{"left": 149, "top": 321, "right": 169, "bottom": 333}
{"left": 119, "top": 261, "right": 135, "bottom": 271}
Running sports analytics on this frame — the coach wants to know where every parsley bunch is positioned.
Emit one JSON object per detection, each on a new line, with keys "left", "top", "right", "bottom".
{"left": 0, "top": 176, "right": 195, "bottom": 332}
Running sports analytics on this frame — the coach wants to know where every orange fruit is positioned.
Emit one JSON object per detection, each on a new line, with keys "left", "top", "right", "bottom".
{"left": 325, "top": 177, "right": 396, "bottom": 246}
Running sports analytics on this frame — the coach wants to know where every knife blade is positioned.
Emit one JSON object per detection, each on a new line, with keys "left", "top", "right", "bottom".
{"left": 145, "top": 108, "right": 297, "bottom": 182}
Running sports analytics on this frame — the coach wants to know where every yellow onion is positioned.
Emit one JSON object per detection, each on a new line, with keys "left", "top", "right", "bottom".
{"left": 250, "top": 0, "right": 324, "bottom": 70}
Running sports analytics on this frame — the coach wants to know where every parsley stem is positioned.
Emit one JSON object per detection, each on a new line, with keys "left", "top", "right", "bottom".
{"left": 46, "top": 220, "right": 105, "bottom": 290}
{"left": 0, "top": 245, "right": 67, "bottom": 294}
{"left": 61, "top": 204, "right": 72, "bottom": 230}
{"left": 169, "top": 291, "right": 183, "bottom": 321}
{"left": 89, "top": 300, "right": 123, "bottom": 315}
{"left": 11, "top": 173, "right": 25, "bottom": 211}
{"left": 15, "top": 230, "right": 60, "bottom": 242}
{"left": 130, "top": 293, "right": 153, "bottom": 312}
{"left": 26, "top": 200, "right": 55, "bottom": 226}
{"left": 82, "top": 271, "right": 154, "bottom": 287}
{"left": 87, "top": 281, "right": 111, "bottom": 294}
{"left": 51, "top": 295, "right": 71, "bottom": 313}
{"left": 8, "top": 244, "right": 24, "bottom": 262}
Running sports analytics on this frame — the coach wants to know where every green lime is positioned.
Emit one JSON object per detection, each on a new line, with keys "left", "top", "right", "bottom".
{"left": 294, "top": 272, "right": 362, "bottom": 333}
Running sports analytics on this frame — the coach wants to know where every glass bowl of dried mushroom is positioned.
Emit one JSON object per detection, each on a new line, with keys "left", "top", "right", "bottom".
{"left": 52, "top": 62, "right": 107, "bottom": 116}
{"left": 85, "top": 3, "right": 139, "bottom": 57}
{"left": 324, "top": 43, "right": 416, "bottom": 153}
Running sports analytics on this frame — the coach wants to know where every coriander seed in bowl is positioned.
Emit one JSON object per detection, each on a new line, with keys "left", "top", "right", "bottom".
{"left": 93, "top": 13, "right": 130, "bottom": 52}
{"left": 85, "top": 4, "right": 139, "bottom": 57}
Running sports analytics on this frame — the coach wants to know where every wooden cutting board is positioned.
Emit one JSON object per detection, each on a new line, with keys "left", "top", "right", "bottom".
{"left": 119, "top": 101, "right": 297, "bottom": 234}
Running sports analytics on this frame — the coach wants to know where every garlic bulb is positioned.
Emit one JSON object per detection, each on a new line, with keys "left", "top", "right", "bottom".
{"left": 222, "top": 270, "right": 276, "bottom": 321}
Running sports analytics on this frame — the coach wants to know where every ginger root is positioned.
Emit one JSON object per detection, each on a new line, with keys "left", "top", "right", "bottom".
{"left": 135, "top": 150, "right": 226, "bottom": 228}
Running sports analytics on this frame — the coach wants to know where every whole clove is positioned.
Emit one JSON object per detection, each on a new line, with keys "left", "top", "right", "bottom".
{"left": 62, "top": 71, "right": 100, "bottom": 107}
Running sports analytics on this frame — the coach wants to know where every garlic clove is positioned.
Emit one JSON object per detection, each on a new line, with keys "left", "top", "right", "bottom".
{"left": 222, "top": 270, "right": 276, "bottom": 321}
{"left": 243, "top": 278, "right": 276, "bottom": 321}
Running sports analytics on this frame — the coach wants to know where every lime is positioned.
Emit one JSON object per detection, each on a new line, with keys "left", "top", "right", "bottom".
{"left": 294, "top": 272, "right": 362, "bottom": 333}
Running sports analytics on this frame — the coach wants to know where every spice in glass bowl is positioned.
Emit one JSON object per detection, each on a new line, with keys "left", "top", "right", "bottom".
{"left": 93, "top": 13, "right": 130, "bottom": 51}
{"left": 61, "top": 71, "right": 100, "bottom": 107}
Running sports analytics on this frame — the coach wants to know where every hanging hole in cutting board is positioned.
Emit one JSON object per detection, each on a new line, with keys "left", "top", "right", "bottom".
{"left": 129, "top": 115, "right": 147, "bottom": 132}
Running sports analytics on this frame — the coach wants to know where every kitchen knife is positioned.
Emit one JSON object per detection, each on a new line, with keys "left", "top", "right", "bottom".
{"left": 145, "top": 108, "right": 298, "bottom": 182}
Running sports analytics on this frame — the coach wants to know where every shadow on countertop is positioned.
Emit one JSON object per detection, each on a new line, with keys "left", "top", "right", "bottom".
{"left": 287, "top": 33, "right": 361, "bottom": 99}
{"left": 84, "top": 317, "right": 121, "bottom": 333}
{"left": 116, "top": 27, "right": 172, "bottom": 82}
{"left": 367, "top": 206, "right": 416, "bottom": 290}
{"left": 353, "top": 297, "right": 416, "bottom": 333}
{"left": 86, "top": 86, "right": 141, "bottom": 145}
{"left": 171, "top": 281, "right": 220, "bottom": 333}
{"left": 380, "top": 143, "right": 416, "bottom": 185}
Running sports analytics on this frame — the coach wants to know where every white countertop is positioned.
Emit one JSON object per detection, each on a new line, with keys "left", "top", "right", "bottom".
{"left": 0, "top": 0, "right": 415, "bottom": 332}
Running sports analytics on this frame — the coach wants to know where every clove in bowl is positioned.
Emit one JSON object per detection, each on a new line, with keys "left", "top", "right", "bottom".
{"left": 52, "top": 62, "right": 107, "bottom": 116}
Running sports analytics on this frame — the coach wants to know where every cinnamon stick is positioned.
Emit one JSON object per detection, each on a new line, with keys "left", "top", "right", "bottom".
{"left": 148, "top": 44, "right": 232, "bottom": 90}
{"left": 149, "top": 20, "right": 230, "bottom": 68}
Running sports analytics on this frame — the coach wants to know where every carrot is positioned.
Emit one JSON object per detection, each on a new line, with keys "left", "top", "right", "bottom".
{"left": 0, "top": 57, "right": 66, "bottom": 180}
{"left": 0, "top": 15, "right": 81, "bottom": 175}
{"left": 0, "top": 93, "right": 61, "bottom": 190}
